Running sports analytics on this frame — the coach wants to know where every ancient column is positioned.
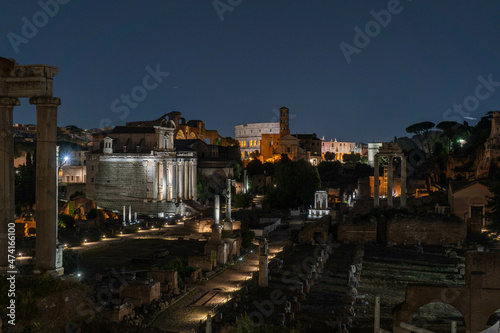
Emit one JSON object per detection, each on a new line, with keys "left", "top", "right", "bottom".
{"left": 171, "top": 161, "right": 177, "bottom": 201}
{"left": 192, "top": 160, "right": 197, "bottom": 200}
{"left": 259, "top": 238, "right": 269, "bottom": 287}
{"left": 128, "top": 205, "right": 132, "bottom": 223}
{"left": 214, "top": 195, "right": 220, "bottom": 225}
{"left": 31, "top": 96, "right": 61, "bottom": 274}
{"left": 387, "top": 156, "right": 394, "bottom": 207}
{"left": 152, "top": 161, "right": 158, "bottom": 201}
{"left": 243, "top": 169, "right": 248, "bottom": 193}
{"left": 206, "top": 314, "right": 212, "bottom": 333}
{"left": 225, "top": 179, "right": 232, "bottom": 222}
{"left": 167, "top": 161, "right": 173, "bottom": 201}
{"left": 373, "top": 155, "right": 379, "bottom": 207}
{"left": 184, "top": 160, "right": 190, "bottom": 199}
{"left": 0, "top": 97, "right": 20, "bottom": 270}
{"left": 401, "top": 156, "right": 407, "bottom": 207}
{"left": 123, "top": 206, "right": 126, "bottom": 223}
{"left": 162, "top": 161, "right": 167, "bottom": 202}
{"left": 178, "top": 160, "right": 184, "bottom": 200}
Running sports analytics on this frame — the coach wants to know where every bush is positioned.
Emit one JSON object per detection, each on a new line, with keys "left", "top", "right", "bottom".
{"left": 58, "top": 214, "right": 75, "bottom": 229}
{"left": 87, "top": 208, "right": 99, "bottom": 219}
{"left": 234, "top": 192, "right": 253, "bottom": 208}
{"left": 69, "top": 191, "right": 86, "bottom": 201}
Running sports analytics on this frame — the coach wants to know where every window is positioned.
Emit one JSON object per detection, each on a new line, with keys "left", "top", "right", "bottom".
{"left": 91, "top": 178, "right": 94, "bottom": 182}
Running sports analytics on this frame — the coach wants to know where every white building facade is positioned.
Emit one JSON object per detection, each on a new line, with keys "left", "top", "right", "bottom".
{"left": 86, "top": 120, "right": 197, "bottom": 216}
{"left": 321, "top": 138, "right": 362, "bottom": 161}
{"left": 235, "top": 122, "right": 279, "bottom": 160}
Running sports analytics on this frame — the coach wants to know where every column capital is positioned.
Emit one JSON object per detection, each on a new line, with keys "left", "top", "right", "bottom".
{"left": 29, "top": 96, "right": 61, "bottom": 107}
{"left": 0, "top": 97, "right": 20, "bottom": 107}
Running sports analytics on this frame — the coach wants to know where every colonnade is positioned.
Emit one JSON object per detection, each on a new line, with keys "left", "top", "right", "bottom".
{"left": 150, "top": 159, "right": 197, "bottom": 202}
{"left": 0, "top": 96, "right": 62, "bottom": 274}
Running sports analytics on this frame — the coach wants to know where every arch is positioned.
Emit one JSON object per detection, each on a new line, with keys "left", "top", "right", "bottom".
{"left": 176, "top": 131, "right": 185, "bottom": 140}
{"left": 487, "top": 309, "right": 500, "bottom": 327}
{"left": 411, "top": 302, "right": 465, "bottom": 331}
{"left": 393, "top": 285, "right": 469, "bottom": 332}
{"left": 188, "top": 131, "right": 197, "bottom": 140}
{"left": 166, "top": 119, "right": 176, "bottom": 129}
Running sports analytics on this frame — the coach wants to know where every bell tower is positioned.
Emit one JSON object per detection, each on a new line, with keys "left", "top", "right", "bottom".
{"left": 279, "top": 106, "right": 290, "bottom": 137}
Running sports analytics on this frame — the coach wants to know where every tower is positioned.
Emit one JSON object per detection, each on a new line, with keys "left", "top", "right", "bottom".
{"left": 279, "top": 106, "right": 290, "bottom": 137}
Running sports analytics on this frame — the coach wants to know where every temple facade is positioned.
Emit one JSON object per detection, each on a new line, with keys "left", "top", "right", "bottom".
{"left": 86, "top": 119, "right": 197, "bottom": 216}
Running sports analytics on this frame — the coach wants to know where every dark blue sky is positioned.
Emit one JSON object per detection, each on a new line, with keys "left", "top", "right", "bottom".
{"left": 2, "top": 1, "right": 500, "bottom": 142}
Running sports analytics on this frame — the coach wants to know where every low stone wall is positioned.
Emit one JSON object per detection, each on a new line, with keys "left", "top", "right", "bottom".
{"left": 338, "top": 223, "right": 376, "bottom": 243}
{"left": 387, "top": 217, "right": 466, "bottom": 245}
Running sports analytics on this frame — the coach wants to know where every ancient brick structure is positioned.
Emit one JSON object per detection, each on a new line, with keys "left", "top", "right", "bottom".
{"left": 393, "top": 252, "right": 500, "bottom": 332}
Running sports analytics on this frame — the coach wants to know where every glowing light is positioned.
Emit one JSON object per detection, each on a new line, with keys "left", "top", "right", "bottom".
{"left": 64, "top": 156, "right": 70, "bottom": 162}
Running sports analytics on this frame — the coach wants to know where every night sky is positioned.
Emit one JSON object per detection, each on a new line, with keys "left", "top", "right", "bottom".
{"left": 2, "top": 1, "right": 500, "bottom": 143}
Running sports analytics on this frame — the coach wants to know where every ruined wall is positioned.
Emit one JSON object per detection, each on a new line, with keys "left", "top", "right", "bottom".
{"left": 387, "top": 217, "right": 466, "bottom": 245}
{"left": 337, "top": 223, "right": 377, "bottom": 243}
{"left": 466, "top": 252, "right": 500, "bottom": 289}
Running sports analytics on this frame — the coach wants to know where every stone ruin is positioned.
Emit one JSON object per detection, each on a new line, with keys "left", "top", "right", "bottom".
{"left": 393, "top": 252, "right": 500, "bottom": 332}
{"left": 0, "top": 57, "right": 63, "bottom": 275}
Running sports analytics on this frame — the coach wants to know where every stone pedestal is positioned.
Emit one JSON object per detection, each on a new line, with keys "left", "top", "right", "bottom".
{"left": 0, "top": 97, "right": 19, "bottom": 270}
{"left": 31, "top": 96, "right": 61, "bottom": 274}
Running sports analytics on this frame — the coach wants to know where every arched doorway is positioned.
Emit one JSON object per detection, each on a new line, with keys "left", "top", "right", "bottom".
{"left": 486, "top": 309, "right": 500, "bottom": 328}
{"left": 411, "top": 302, "right": 465, "bottom": 332}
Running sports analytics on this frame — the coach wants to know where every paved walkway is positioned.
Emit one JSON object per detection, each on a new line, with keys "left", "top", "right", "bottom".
{"left": 152, "top": 230, "right": 289, "bottom": 332}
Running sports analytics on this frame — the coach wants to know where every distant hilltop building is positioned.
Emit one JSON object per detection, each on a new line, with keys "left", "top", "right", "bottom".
{"left": 237, "top": 106, "right": 323, "bottom": 164}
{"left": 234, "top": 122, "right": 280, "bottom": 160}
{"left": 127, "top": 111, "right": 229, "bottom": 145}
{"left": 86, "top": 118, "right": 198, "bottom": 216}
{"left": 321, "top": 138, "right": 362, "bottom": 161}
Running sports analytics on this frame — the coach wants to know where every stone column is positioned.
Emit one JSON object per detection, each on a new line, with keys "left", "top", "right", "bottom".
{"left": 259, "top": 238, "right": 269, "bottom": 287}
{"left": 123, "top": 206, "right": 126, "bottom": 223}
{"left": 31, "top": 96, "right": 62, "bottom": 274}
{"left": 128, "top": 205, "right": 132, "bottom": 223}
{"left": 214, "top": 195, "right": 220, "bottom": 225}
{"left": 401, "top": 156, "right": 407, "bottom": 207}
{"left": 152, "top": 161, "right": 158, "bottom": 201}
{"left": 192, "top": 160, "right": 197, "bottom": 200}
{"left": 374, "top": 155, "right": 379, "bottom": 207}
{"left": 225, "top": 178, "right": 232, "bottom": 222}
{"left": 374, "top": 296, "right": 381, "bottom": 331}
{"left": 178, "top": 160, "right": 184, "bottom": 200}
{"left": 171, "top": 161, "right": 177, "bottom": 201}
{"left": 387, "top": 155, "right": 394, "bottom": 207}
{"left": 0, "top": 97, "right": 20, "bottom": 270}
{"left": 243, "top": 169, "right": 248, "bottom": 193}
{"left": 167, "top": 161, "right": 173, "bottom": 201}
{"left": 162, "top": 161, "right": 167, "bottom": 202}
{"left": 184, "top": 160, "right": 190, "bottom": 199}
